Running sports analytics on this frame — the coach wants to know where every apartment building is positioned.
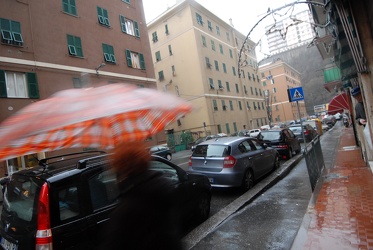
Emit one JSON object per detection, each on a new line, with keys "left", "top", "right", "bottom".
{"left": 0, "top": 0, "right": 156, "bottom": 174}
{"left": 266, "top": 9, "right": 315, "bottom": 55}
{"left": 259, "top": 59, "right": 308, "bottom": 124}
{"left": 147, "top": 0, "right": 268, "bottom": 141}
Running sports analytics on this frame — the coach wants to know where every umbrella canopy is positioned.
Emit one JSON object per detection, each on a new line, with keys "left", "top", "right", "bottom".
{"left": 327, "top": 92, "right": 351, "bottom": 115}
{"left": 0, "top": 84, "right": 192, "bottom": 161}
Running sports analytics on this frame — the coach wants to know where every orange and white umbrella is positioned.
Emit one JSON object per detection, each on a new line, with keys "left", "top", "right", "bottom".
{"left": 0, "top": 84, "right": 192, "bottom": 161}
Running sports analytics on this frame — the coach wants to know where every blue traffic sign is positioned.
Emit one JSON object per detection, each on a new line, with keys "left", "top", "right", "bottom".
{"left": 287, "top": 87, "right": 305, "bottom": 102}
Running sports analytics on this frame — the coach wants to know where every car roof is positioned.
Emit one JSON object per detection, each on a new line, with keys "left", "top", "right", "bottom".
{"left": 196, "top": 136, "right": 251, "bottom": 146}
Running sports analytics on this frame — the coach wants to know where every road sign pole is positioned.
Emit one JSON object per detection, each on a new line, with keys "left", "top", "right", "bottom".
{"left": 297, "top": 101, "right": 306, "bottom": 147}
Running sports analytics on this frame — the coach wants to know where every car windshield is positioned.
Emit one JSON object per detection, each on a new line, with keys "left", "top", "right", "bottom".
{"left": 192, "top": 145, "right": 230, "bottom": 157}
{"left": 261, "top": 131, "right": 281, "bottom": 140}
{"left": 289, "top": 127, "right": 301, "bottom": 132}
{"left": 3, "top": 175, "right": 43, "bottom": 222}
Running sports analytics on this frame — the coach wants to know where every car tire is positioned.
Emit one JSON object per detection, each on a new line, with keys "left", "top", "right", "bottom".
{"left": 287, "top": 147, "right": 293, "bottom": 160}
{"left": 273, "top": 154, "right": 280, "bottom": 170}
{"left": 166, "top": 154, "right": 172, "bottom": 161}
{"left": 242, "top": 169, "right": 254, "bottom": 191}
{"left": 197, "top": 192, "right": 211, "bottom": 222}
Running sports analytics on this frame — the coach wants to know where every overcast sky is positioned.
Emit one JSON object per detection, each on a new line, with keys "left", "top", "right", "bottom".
{"left": 142, "top": 0, "right": 309, "bottom": 43}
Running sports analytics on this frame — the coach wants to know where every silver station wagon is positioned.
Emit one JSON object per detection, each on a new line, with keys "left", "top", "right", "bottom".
{"left": 188, "top": 137, "right": 280, "bottom": 190}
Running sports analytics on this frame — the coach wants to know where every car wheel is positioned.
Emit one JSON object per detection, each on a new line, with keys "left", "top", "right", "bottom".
{"left": 166, "top": 154, "right": 172, "bottom": 161}
{"left": 273, "top": 154, "right": 280, "bottom": 170}
{"left": 242, "top": 169, "right": 254, "bottom": 191}
{"left": 197, "top": 192, "right": 211, "bottom": 222}
{"left": 287, "top": 147, "right": 293, "bottom": 160}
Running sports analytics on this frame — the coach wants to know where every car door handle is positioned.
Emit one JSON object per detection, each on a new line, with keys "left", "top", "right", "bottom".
{"left": 249, "top": 157, "right": 253, "bottom": 160}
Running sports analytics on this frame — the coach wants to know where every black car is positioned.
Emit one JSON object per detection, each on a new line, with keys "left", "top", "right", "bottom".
{"left": 260, "top": 128, "right": 301, "bottom": 160}
{"left": 149, "top": 145, "right": 172, "bottom": 160}
{"left": 289, "top": 124, "right": 318, "bottom": 142}
{"left": 0, "top": 152, "right": 211, "bottom": 250}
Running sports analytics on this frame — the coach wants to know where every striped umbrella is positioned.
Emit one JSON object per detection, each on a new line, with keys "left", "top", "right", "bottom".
{"left": 0, "top": 84, "right": 192, "bottom": 161}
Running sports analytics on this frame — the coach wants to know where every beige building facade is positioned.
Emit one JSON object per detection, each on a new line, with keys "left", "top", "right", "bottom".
{"left": 259, "top": 59, "right": 308, "bottom": 124}
{"left": 147, "top": 0, "right": 268, "bottom": 140}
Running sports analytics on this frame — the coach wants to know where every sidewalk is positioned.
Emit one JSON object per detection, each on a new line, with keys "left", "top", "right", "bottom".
{"left": 292, "top": 126, "right": 373, "bottom": 249}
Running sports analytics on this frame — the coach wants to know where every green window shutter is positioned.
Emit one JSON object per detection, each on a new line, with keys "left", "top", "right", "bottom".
{"left": 75, "top": 36, "right": 83, "bottom": 57}
{"left": 120, "top": 15, "right": 127, "bottom": 33}
{"left": 26, "top": 72, "right": 39, "bottom": 99}
{"left": 134, "top": 21, "right": 140, "bottom": 37}
{"left": 70, "top": 0, "right": 77, "bottom": 15}
{"left": 125, "top": 49, "right": 132, "bottom": 67}
{"left": 0, "top": 70, "right": 7, "bottom": 98}
{"left": 139, "top": 53, "right": 145, "bottom": 69}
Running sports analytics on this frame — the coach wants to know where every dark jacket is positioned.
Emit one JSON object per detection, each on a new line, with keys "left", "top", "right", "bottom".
{"left": 99, "top": 171, "right": 182, "bottom": 250}
{"left": 355, "top": 102, "right": 366, "bottom": 125}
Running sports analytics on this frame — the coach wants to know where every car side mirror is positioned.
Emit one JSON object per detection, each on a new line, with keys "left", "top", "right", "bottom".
{"left": 261, "top": 143, "right": 268, "bottom": 149}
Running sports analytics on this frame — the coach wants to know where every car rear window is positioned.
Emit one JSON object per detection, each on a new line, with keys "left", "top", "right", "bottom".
{"left": 261, "top": 131, "right": 281, "bottom": 140}
{"left": 3, "top": 175, "right": 43, "bottom": 222}
{"left": 192, "top": 145, "right": 230, "bottom": 157}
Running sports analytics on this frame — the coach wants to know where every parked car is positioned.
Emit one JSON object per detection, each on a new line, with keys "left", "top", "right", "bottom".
{"left": 0, "top": 152, "right": 211, "bottom": 250}
{"left": 188, "top": 136, "right": 280, "bottom": 190}
{"left": 289, "top": 124, "right": 318, "bottom": 143}
{"left": 190, "top": 134, "right": 226, "bottom": 151}
{"left": 247, "top": 129, "right": 261, "bottom": 138}
{"left": 149, "top": 144, "right": 172, "bottom": 160}
{"left": 260, "top": 128, "right": 301, "bottom": 160}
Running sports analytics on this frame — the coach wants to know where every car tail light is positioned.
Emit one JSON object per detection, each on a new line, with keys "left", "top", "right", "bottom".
{"left": 36, "top": 183, "right": 53, "bottom": 250}
{"left": 188, "top": 156, "right": 192, "bottom": 166}
{"left": 223, "top": 155, "right": 236, "bottom": 168}
{"left": 276, "top": 145, "right": 288, "bottom": 149}
{"left": 304, "top": 130, "right": 309, "bottom": 135}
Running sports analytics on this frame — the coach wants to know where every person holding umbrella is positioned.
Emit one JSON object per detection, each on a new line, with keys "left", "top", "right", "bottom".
{"left": 98, "top": 141, "right": 182, "bottom": 250}
{"left": 351, "top": 86, "right": 367, "bottom": 126}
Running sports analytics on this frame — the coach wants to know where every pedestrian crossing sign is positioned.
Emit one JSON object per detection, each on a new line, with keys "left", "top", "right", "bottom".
{"left": 287, "top": 87, "right": 305, "bottom": 102}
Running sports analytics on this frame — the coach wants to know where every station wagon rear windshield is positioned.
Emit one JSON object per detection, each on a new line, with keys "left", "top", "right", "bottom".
{"left": 261, "top": 131, "right": 281, "bottom": 140}
{"left": 3, "top": 175, "right": 43, "bottom": 222}
{"left": 193, "top": 145, "right": 230, "bottom": 157}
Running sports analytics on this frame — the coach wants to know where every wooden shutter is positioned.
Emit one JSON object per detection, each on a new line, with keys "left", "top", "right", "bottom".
{"left": 134, "top": 21, "right": 140, "bottom": 37}
{"left": 27, "top": 72, "right": 39, "bottom": 99}
{"left": 139, "top": 53, "right": 145, "bottom": 69}
{"left": 0, "top": 70, "right": 7, "bottom": 98}
{"left": 125, "top": 50, "right": 132, "bottom": 67}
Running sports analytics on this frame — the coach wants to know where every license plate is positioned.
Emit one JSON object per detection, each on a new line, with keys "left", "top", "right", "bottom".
{"left": 208, "top": 178, "right": 214, "bottom": 183}
{"left": 0, "top": 237, "right": 18, "bottom": 250}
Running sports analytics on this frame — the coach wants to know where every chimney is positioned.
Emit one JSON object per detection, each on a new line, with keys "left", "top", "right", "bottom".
{"left": 229, "top": 18, "right": 234, "bottom": 27}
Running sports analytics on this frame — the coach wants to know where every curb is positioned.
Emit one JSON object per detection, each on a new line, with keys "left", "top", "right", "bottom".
{"left": 182, "top": 153, "right": 304, "bottom": 250}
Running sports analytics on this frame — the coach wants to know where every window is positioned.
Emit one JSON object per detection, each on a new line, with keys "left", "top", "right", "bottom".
{"left": 208, "top": 20, "right": 212, "bottom": 31}
{"left": 261, "top": 72, "right": 265, "bottom": 78}
{"left": 262, "top": 102, "right": 265, "bottom": 110}
{"left": 222, "top": 63, "right": 227, "bottom": 73}
{"left": 222, "top": 100, "right": 226, "bottom": 110}
{"left": 235, "top": 83, "right": 239, "bottom": 93}
{"left": 0, "top": 70, "right": 39, "bottom": 98}
{"left": 232, "top": 66, "right": 236, "bottom": 76}
{"left": 257, "top": 102, "right": 260, "bottom": 110}
{"left": 233, "top": 122, "right": 237, "bottom": 132}
{"left": 89, "top": 169, "right": 119, "bottom": 211}
{"left": 226, "top": 81, "right": 230, "bottom": 92}
{"left": 168, "top": 45, "right": 172, "bottom": 55}
{"left": 226, "top": 123, "right": 230, "bottom": 134}
{"left": 218, "top": 80, "right": 223, "bottom": 89}
{"left": 248, "top": 72, "right": 251, "bottom": 80}
{"left": 62, "top": 0, "right": 77, "bottom": 15}
{"left": 205, "top": 57, "right": 211, "bottom": 68}
{"left": 229, "top": 100, "right": 233, "bottom": 111}
{"left": 211, "top": 40, "right": 215, "bottom": 51}
{"left": 214, "top": 60, "right": 219, "bottom": 71}
{"left": 152, "top": 32, "right": 158, "bottom": 42}
{"left": 250, "top": 87, "right": 253, "bottom": 95}
{"left": 155, "top": 51, "right": 161, "bottom": 62}
{"left": 216, "top": 26, "right": 220, "bottom": 35}
{"left": 226, "top": 32, "right": 230, "bottom": 42}
{"left": 213, "top": 99, "right": 218, "bottom": 111}
{"left": 125, "top": 49, "right": 145, "bottom": 69}
{"left": 165, "top": 24, "right": 169, "bottom": 35}
{"left": 229, "top": 49, "right": 233, "bottom": 58}
{"left": 244, "top": 85, "right": 247, "bottom": 94}
{"left": 209, "top": 78, "right": 215, "bottom": 89}
{"left": 172, "top": 65, "right": 176, "bottom": 76}
{"left": 0, "top": 18, "right": 23, "bottom": 46}
{"left": 67, "top": 35, "right": 83, "bottom": 57}
{"left": 58, "top": 186, "right": 80, "bottom": 221}
{"left": 255, "top": 88, "right": 258, "bottom": 96}
{"left": 122, "top": 0, "right": 130, "bottom": 3}
{"left": 158, "top": 71, "right": 164, "bottom": 81}
{"left": 73, "top": 77, "right": 83, "bottom": 88}
{"left": 217, "top": 124, "right": 222, "bottom": 133}
{"left": 247, "top": 102, "right": 251, "bottom": 110}
{"left": 273, "top": 87, "right": 277, "bottom": 93}
{"left": 219, "top": 44, "right": 223, "bottom": 54}
{"left": 263, "top": 81, "right": 267, "bottom": 86}
{"left": 102, "top": 44, "right": 116, "bottom": 63}
{"left": 196, "top": 13, "right": 203, "bottom": 25}
{"left": 238, "top": 101, "right": 242, "bottom": 110}
{"left": 252, "top": 74, "right": 255, "bottom": 82}
{"left": 97, "top": 7, "right": 110, "bottom": 27}
{"left": 119, "top": 15, "right": 140, "bottom": 37}
{"left": 202, "top": 35, "right": 206, "bottom": 47}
